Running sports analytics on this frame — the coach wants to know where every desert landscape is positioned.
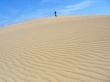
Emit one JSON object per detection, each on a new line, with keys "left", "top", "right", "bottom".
{"left": 0, "top": 16, "right": 110, "bottom": 82}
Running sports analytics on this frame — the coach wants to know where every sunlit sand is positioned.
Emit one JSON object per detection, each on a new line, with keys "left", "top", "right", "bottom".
{"left": 0, "top": 16, "right": 110, "bottom": 82}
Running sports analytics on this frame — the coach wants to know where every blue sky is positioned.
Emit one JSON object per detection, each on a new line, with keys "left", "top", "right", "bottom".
{"left": 0, "top": 0, "right": 110, "bottom": 27}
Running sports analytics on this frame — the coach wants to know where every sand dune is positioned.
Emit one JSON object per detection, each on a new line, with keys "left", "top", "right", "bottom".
{"left": 0, "top": 16, "right": 110, "bottom": 82}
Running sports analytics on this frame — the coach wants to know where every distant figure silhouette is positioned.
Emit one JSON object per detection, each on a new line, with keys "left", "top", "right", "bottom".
{"left": 54, "top": 11, "right": 57, "bottom": 17}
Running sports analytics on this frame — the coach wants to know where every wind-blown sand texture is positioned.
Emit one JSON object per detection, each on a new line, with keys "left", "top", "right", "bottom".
{"left": 0, "top": 16, "right": 110, "bottom": 82}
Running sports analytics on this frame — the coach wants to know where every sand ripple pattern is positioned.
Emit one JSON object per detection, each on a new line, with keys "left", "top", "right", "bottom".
{"left": 0, "top": 16, "right": 110, "bottom": 82}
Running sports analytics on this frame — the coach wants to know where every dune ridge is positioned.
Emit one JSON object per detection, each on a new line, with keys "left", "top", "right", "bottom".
{"left": 0, "top": 16, "right": 110, "bottom": 82}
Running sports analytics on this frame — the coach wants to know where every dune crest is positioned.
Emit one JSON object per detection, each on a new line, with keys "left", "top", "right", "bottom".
{"left": 0, "top": 16, "right": 110, "bottom": 82}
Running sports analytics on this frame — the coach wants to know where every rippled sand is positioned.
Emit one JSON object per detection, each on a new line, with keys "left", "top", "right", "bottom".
{"left": 0, "top": 16, "right": 110, "bottom": 82}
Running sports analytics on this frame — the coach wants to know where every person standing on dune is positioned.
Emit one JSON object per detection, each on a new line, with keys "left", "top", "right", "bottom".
{"left": 54, "top": 11, "right": 57, "bottom": 17}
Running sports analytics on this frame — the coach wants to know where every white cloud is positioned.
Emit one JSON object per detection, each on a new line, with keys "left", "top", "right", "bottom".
{"left": 59, "top": 0, "right": 93, "bottom": 15}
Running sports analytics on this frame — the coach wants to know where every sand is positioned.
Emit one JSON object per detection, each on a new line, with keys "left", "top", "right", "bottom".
{"left": 0, "top": 16, "right": 110, "bottom": 82}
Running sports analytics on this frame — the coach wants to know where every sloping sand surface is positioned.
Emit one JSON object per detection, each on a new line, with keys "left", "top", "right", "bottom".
{"left": 0, "top": 16, "right": 110, "bottom": 82}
